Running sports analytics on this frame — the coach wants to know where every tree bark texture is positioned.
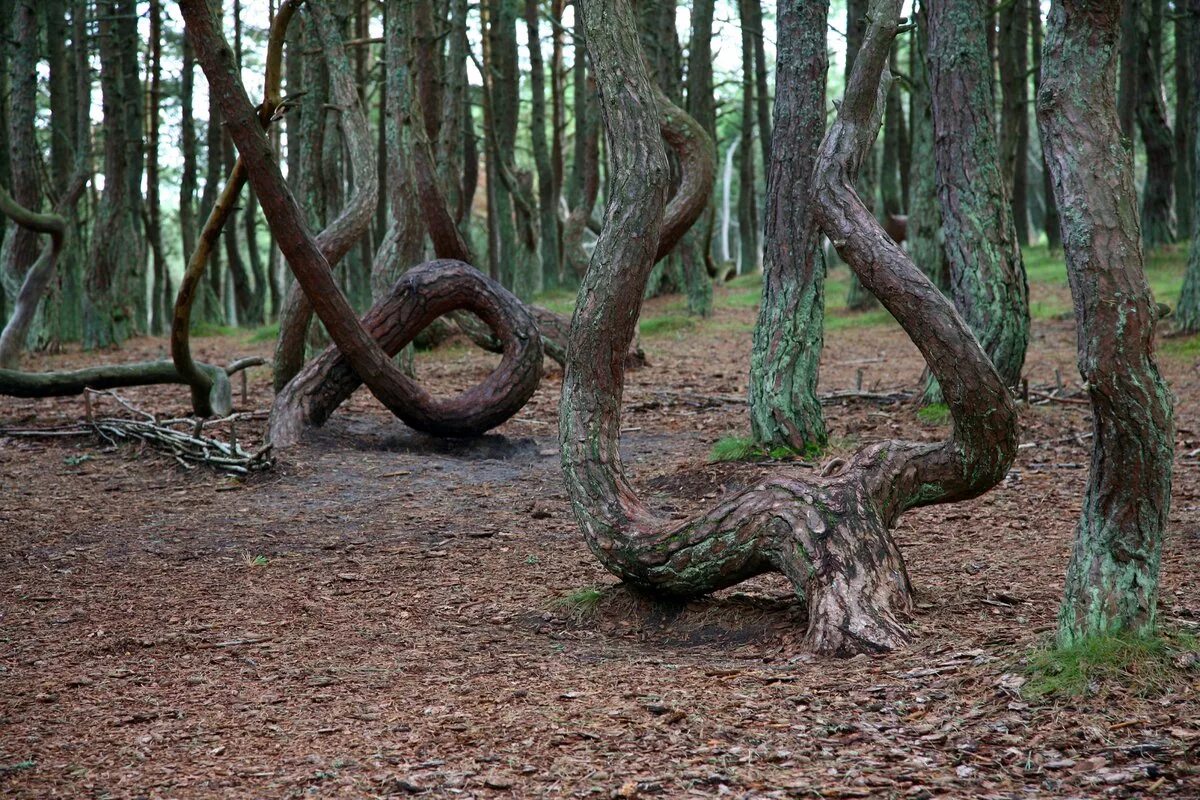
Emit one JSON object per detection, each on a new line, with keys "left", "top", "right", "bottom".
{"left": 998, "top": 0, "right": 1030, "bottom": 244}
{"left": 1030, "top": 0, "right": 1062, "bottom": 250}
{"left": 1037, "top": 0, "right": 1175, "bottom": 645}
{"left": 1134, "top": 0, "right": 1177, "bottom": 248}
{"left": 844, "top": 0, "right": 880, "bottom": 310}
{"left": 560, "top": 0, "right": 1017, "bottom": 656}
{"left": 926, "top": 0, "right": 1030, "bottom": 388}
{"left": 906, "top": 0, "right": 949, "bottom": 291}
{"left": 1174, "top": 0, "right": 1200, "bottom": 332}
{"left": 748, "top": 0, "right": 829, "bottom": 452}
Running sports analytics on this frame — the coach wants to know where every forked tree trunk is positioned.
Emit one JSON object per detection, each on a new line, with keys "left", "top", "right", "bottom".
{"left": 748, "top": 0, "right": 829, "bottom": 452}
{"left": 926, "top": 0, "right": 1029, "bottom": 389}
{"left": 1037, "top": 0, "right": 1175, "bottom": 645}
{"left": 560, "top": 0, "right": 1017, "bottom": 656}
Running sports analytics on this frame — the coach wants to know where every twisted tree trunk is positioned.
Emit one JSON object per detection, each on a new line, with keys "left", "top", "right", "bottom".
{"left": 560, "top": 0, "right": 1017, "bottom": 656}
{"left": 180, "top": 0, "right": 544, "bottom": 448}
{"left": 1038, "top": 0, "right": 1175, "bottom": 645}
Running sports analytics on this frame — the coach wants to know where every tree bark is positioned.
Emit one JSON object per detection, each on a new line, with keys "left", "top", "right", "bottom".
{"left": 906, "top": 0, "right": 948, "bottom": 290}
{"left": 1, "top": 1, "right": 44, "bottom": 332}
{"left": 1135, "top": 0, "right": 1177, "bottom": 248}
{"left": 561, "top": 0, "right": 1017, "bottom": 656}
{"left": 998, "top": 0, "right": 1030, "bottom": 245}
{"left": 1175, "top": 0, "right": 1200, "bottom": 333}
{"left": 525, "top": 0, "right": 561, "bottom": 286}
{"left": 1177, "top": 3, "right": 1194, "bottom": 236}
{"left": 1037, "top": 0, "right": 1175, "bottom": 645}
{"left": 925, "top": 0, "right": 1030, "bottom": 389}
{"left": 844, "top": 0, "right": 879, "bottom": 310}
{"left": 748, "top": 0, "right": 829, "bottom": 452}
{"left": 85, "top": 0, "right": 146, "bottom": 348}
{"left": 146, "top": 0, "right": 169, "bottom": 335}
{"left": 1030, "top": 0, "right": 1061, "bottom": 250}
{"left": 737, "top": 0, "right": 759, "bottom": 274}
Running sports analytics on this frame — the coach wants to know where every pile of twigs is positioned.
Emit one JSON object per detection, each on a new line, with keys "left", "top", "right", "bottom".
{"left": 0, "top": 390, "right": 273, "bottom": 476}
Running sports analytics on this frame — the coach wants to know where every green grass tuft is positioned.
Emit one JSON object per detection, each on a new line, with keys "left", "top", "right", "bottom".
{"left": 1022, "top": 631, "right": 1199, "bottom": 700}
{"left": 551, "top": 587, "right": 605, "bottom": 621}
{"left": 1160, "top": 333, "right": 1200, "bottom": 360}
{"left": 917, "top": 403, "right": 950, "bottom": 425}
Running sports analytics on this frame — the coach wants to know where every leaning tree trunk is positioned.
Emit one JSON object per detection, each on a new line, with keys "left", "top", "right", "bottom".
{"left": 1037, "top": 0, "right": 1175, "bottom": 645}
{"left": 748, "top": 0, "right": 829, "bottom": 452}
{"left": 1174, "top": 0, "right": 1200, "bottom": 333}
{"left": 925, "top": 0, "right": 1029, "bottom": 390}
{"left": 560, "top": 0, "right": 1017, "bottom": 656}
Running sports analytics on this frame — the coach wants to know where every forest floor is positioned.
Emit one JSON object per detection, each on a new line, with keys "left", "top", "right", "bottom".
{"left": 3, "top": 250, "right": 1200, "bottom": 798}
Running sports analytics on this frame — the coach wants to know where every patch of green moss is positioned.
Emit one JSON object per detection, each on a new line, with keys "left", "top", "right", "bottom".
{"left": 917, "top": 403, "right": 950, "bottom": 426}
{"left": 708, "top": 436, "right": 821, "bottom": 463}
{"left": 640, "top": 315, "right": 696, "bottom": 337}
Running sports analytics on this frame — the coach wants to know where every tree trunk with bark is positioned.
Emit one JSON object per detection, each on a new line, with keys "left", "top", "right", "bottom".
{"left": 1037, "top": 0, "right": 1175, "bottom": 645}
{"left": 1135, "top": 0, "right": 1177, "bottom": 249}
{"left": 1030, "top": 1, "right": 1061, "bottom": 250}
{"left": 146, "top": 0, "right": 170, "bottom": 335}
{"left": 1175, "top": 0, "right": 1200, "bottom": 333}
{"left": 525, "top": 0, "right": 561, "bottom": 286}
{"left": 737, "top": 0, "right": 759, "bottom": 275}
{"left": 1175, "top": 3, "right": 1192, "bottom": 235}
{"left": 906, "top": 0, "right": 948, "bottom": 290}
{"left": 85, "top": 0, "right": 146, "bottom": 348}
{"left": 844, "top": 0, "right": 879, "bottom": 310}
{"left": 998, "top": 0, "right": 1030, "bottom": 245}
{"left": 178, "top": 0, "right": 546, "bottom": 447}
{"left": 561, "top": 0, "right": 1017, "bottom": 656}
{"left": 748, "top": 0, "right": 829, "bottom": 452}
{"left": 925, "top": 0, "right": 1029, "bottom": 389}
{"left": 1, "top": 2, "right": 44, "bottom": 334}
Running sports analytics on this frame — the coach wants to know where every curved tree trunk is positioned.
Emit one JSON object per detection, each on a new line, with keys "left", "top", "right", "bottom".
{"left": 925, "top": 0, "right": 1029, "bottom": 389}
{"left": 1037, "top": 0, "right": 1175, "bottom": 645}
{"left": 560, "top": 0, "right": 1017, "bottom": 656}
{"left": 180, "top": 0, "right": 546, "bottom": 447}
{"left": 272, "top": 1, "right": 379, "bottom": 391}
{"left": 748, "top": 0, "right": 829, "bottom": 452}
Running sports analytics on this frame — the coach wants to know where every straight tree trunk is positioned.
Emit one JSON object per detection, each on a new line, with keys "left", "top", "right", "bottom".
{"left": 880, "top": 46, "right": 903, "bottom": 216}
{"left": 180, "top": 35, "right": 200, "bottom": 313}
{"left": 525, "top": 0, "right": 561, "bottom": 287}
{"left": 198, "top": 0, "right": 229, "bottom": 325}
{"left": 146, "top": 0, "right": 170, "bottom": 335}
{"left": 85, "top": 0, "right": 146, "bottom": 348}
{"left": 1176, "top": 5, "right": 1192, "bottom": 235}
{"left": 748, "top": 0, "right": 828, "bottom": 451}
{"left": 1030, "top": 0, "right": 1061, "bottom": 249}
{"left": 998, "top": 0, "right": 1030, "bottom": 244}
{"left": 737, "top": 0, "right": 759, "bottom": 274}
{"left": 687, "top": 0, "right": 718, "bottom": 277}
{"left": 1, "top": 2, "right": 43, "bottom": 330}
{"left": 906, "top": 0, "right": 948, "bottom": 290}
{"left": 1136, "top": 0, "right": 1176, "bottom": 248}
{"left": 0, "top": 0, "right": 12, "bottom": 279}
{"left": 1117, "top": 0, "right": 1138, "bottom": 137}
{"left": 925, "top": 0, "right": 1030, "bottom": 389}
{"left": 486, "top": 0, "right": 525, "bottom": 295}
{"left": 1037, "top": 0, "right": 1175, "bottom": 644}
{"left": 749, "top": 0, "right": 772, "bottom": 168}
{"left": 439, "top": 0, "right": 470, "bottom": 232}
{"left": 1175, "top": 0, "right": 1200, "bottom": 333}
{"left": 845, "top": 0, "right": 879, "bottom": 309}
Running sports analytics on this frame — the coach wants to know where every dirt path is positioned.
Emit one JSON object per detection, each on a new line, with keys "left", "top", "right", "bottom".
{"left": 3, "top": 286, "right": 1199, "bottom": 798}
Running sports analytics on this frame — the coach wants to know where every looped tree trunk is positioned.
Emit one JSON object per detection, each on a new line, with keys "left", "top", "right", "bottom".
{"left": 268, "top": 260, "right": 542, "bottom": 448}
{"left": 561, "top": 0, "right": 1018, "bottom": 656}
{"left": 180, "top": 0, "right": 543, "bottom": 450}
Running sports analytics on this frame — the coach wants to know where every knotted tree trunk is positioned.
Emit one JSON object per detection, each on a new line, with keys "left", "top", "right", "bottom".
{"left": 560, "top": 0, "right": 1017, "bottom": 656}
{"left": 1038, "top": 0, "right": 1175, "bottom": 645}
